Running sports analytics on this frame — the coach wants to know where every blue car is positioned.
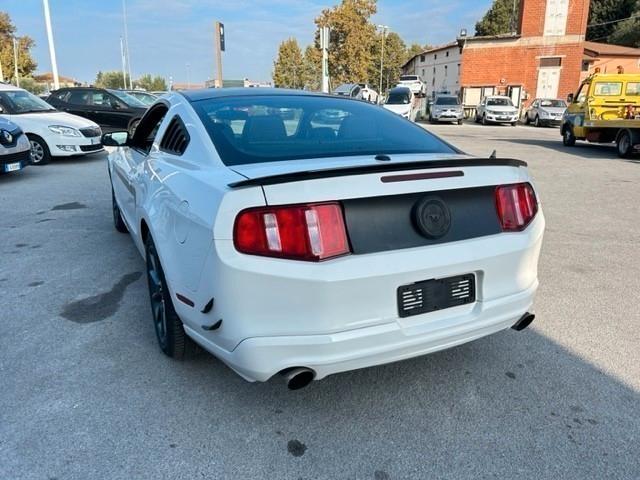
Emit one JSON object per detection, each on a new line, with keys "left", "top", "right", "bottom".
{"left": 0, "top": 117, "right": 30, "bottom": 174}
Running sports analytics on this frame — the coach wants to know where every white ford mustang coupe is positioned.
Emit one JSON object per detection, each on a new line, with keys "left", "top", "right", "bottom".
{"left": 105, "top": 89, "right": 544, "bottom": 389}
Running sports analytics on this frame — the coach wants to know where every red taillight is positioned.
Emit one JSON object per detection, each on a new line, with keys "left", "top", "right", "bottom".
{"left": 495, "top": 183, "right": 538, "bottom": 231}
{"left": 233, "top": 203, "right": 350, "bottom": 261}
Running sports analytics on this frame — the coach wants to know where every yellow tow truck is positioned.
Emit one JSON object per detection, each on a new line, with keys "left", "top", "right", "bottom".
{"left": 561, "top": 73, "right": 640, "bottom": 157}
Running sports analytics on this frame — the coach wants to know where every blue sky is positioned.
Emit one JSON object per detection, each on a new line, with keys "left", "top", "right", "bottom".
{"left": 5, "top": 0, "right": 491, "bottom": 85}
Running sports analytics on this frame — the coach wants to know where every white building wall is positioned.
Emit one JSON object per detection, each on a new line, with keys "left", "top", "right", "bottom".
{"left": 404, "top": 44, "right": 461, "bottom": 97}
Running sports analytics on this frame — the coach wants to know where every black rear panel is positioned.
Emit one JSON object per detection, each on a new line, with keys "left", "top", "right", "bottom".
{"left": 343, "top": 186, "right": 501, "bottom": 254}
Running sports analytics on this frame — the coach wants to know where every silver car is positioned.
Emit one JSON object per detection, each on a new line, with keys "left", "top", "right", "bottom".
{"left": 429, "top": 95, "right": 464, "bottom": 124}
{"left": 523, "top": 98, "right": 567, "bottom": 127}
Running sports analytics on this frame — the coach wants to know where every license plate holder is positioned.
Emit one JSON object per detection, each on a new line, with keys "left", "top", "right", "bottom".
{"left": 397, "top": 274, "right": 476, "bottom": 318}
{"left": 5, "top": 162, "right": 21, "bottom": 172}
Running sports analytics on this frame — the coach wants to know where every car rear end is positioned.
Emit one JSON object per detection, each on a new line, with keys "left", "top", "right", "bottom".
{"left": 189, "top": 159, "right": 543, "bottom": 383}
{"left": 183, "top": 92, "right": 544, "bottom": 385}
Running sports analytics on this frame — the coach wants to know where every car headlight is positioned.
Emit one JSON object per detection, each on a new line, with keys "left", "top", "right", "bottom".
{"left": 48, "top": 125, "right": 81, "bottom": 137}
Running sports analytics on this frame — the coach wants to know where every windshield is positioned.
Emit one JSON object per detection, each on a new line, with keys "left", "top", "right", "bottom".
{"left": 129, "top": 91, "right": 157, "bottom": 106}
{"left": 487, "top": 97, "right": 514, "bottom": 107}
{"left": 386, "top": 92, "right": 411, "bottom": 105}
{"left": 435, "top": 97, "right": 459, "bottom": 106}
{"left": 400, "top": 76, "right": 418, "bottom": 82}
{"left": 539, "top": 99, "right": 567, "bottom": 108}
{"left": 192, "top": 95, "right": 455, "bottom": 166}
{"left": 0, "top": 89, "right": 56, "bottom": 114}
{"left": 107, "top": 89, "right": 147, "bottom": 108}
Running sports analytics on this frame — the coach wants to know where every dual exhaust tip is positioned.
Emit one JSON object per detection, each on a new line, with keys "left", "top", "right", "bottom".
{"left": 280, "top": 313, "right": 535, "bottom": 390}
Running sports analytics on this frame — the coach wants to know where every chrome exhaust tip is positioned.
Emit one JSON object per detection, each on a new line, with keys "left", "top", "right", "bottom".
{"left": 512, "top": 312, "right": 535, "bottom": 331}
{"left": 281, "top": 368, "right": 315, "bottom": 390}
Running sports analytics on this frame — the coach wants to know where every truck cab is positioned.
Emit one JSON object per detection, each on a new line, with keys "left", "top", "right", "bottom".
{"left": 562, "top": 73, "right": 640, "bottom": 157}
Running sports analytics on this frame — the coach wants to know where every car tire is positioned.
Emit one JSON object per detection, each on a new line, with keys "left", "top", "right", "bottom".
{"left": 27, "top": 134, "right": 51, "bottom": 166}
{"left": 534, "top": 115, "right": 541, "bottom": 127}
{"left": 482, "top": 114, "right": 488, "bottom": 126}
{"left": 457, "top": 119, "right": 463, "bottom": 125}
{"left": 511, "top": 122, "right": 517, "bottom": 127}
{"left": 562, "top": 125, "right": 576, "bottom": 146}
{"left": 524, "top": 114, "right": 530, "bottom": 125}
{"left": 112, "top": 187, "right": 128, "bottom": 233}
{"left": 616, "top": 130, "right": 633, "bottom": 158}
{"left": 145, "top": 235, "right": 193, "bottom": 359}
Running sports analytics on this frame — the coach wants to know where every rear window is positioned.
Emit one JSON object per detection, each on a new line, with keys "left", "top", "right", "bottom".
{"left": 191, "top": 95, "right": 456, "bottom": 166}
{"left": 435, "top": 97, "right": 459, "bottom": 105}
{"left": 400, "top": 76, "right": 418, "bottom": 81}
{"left": 594, "top": 82, "right": 622, "bottom": 96}
{"left": 626, "top": 82, "right": 640, "bottom": 96}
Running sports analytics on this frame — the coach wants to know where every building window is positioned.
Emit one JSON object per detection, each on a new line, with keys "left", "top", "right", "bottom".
{"left": 581, "top": 60, "right": 590, "bottom": 72}
{"left": 445, "top": 65, "right": 448, "bottom": 77}
{"left": 446, "top": 51, "right": 449, "bottom": 57}
{"left": 544, "top": 0, "right": 569, "bottom": 36}
{"left": 422, "top": 68, "right": 425, "bottom": 77}
{"left": 420, "top": 55, "right": 425, "bottom": 62}
{"left": 540, "top": 57, "right": 562, "bottom": 67}
{"left": 434, "top": 54, "right": 437, "bottom": 60}
{"left": 432, "top": 77, "right": 435, "bottom": 86}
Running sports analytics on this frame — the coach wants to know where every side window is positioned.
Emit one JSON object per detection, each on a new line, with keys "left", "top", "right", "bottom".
{"left": 575, "top": 84, "right": 587, "bottom": 103}
{"left": 594, "top": 82, "right": 622, "bottom": 96}
{"left": 352, "top": 86, "right": 361, "bottom": 98}
{"left": 625, "top": 82, "right": 640, "bottom": 96}
{"left": 68, "top": 90, "right": 90, "bottom": 105}
{"left": 160, "top": 116, "right": 190, "bottom": 156}
{"left": 130, "top": 105, "right": 168, "bottom": 155}
{"left": 52, "top": 90, "right": 70, "bottom": 102}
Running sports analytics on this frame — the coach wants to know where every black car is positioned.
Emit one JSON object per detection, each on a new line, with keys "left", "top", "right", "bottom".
{"left": 46, "top": 87, "right": 147, "bottom": 134}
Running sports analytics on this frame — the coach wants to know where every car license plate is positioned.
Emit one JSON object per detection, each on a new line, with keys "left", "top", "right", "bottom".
{"left": 498, "top": 116, "right": 508, "bottom": 120}
{"left": 5, "top": 162, "right": 21, "bottom": 172}
{"left": 397, "top": 274, "right": 475, "bottom": 318}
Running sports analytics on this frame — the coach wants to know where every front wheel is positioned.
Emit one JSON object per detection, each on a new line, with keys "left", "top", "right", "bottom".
{"left": 562, "top": 126, "right": 576, "bottom": 146}
{"left": 457, "top": 119, "right": 463, "bottom": 125}
{"left": 146, "top": 235, "right": 193, "bottom": 359}
{"left": 534, "top": 115, "right": 541, "bottom": 127}
{"left": 616, "top": 130, "right": 633, "bottom": 158}
{"left": 27, "top": 135, "right": 51, "bottom": 165}
{"left": 482, "top": 114, "right": 488, "bottom": 126}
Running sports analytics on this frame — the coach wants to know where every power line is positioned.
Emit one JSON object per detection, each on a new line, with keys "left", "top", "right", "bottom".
{"left": 587, "top": 12, "right": 640, "bottom": 29}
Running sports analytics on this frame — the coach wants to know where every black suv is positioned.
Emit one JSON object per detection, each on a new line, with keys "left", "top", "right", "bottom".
{"left": 46, "top": 87, "right": 148, "bottom": 134}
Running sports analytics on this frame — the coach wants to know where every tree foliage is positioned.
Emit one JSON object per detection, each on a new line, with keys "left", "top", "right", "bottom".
{"left": 475, "top": 0, "right": 521, "bottom": 36}
{"left": 0, "top": 11, "right": 37, "bottom": 82}
{"left": 17, "top": 76, "right": 44, "bottom": 95}
{"left": 368, "top": 31, "right": 406, "bottom": 91}
{"left": 406, "top": 43, "right": 429, "bottom": 62}
{"left": 273, "top": 38, "right": 305, "bottom": 88}
{"left": 95, "top": 71, "right": 130, "bottom": 89}
{"left": 316, "top": 0, "right": 378, "bottom": 85}
{"left": 135, "top": 74, "right": 167, "bottom": 91}
{"left": 587, "top": 0, "right": 640, "bottom": 46}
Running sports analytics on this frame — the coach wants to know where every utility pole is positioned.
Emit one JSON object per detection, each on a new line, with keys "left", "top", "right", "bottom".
{"left": 120, "top": 37, "right": 127, "bottom": 89}
{"left": 42, "top": 0, "right": 60, "bottom": 90}
{"left": 214, "top": 21, "right": 225, "bottom": 88}
{"left": 377, "top": 25, "right": 389, "bottom": 98}
{"left": 12, "top": 38, "right": 20, "bottom": 88}
{"left": 320, "top": 26, "right": 330, "bottom": 93}
{"left": 122, "top": 0, "right": 133, "bottom": 89}
{"left": 0, "top": 57, "right": 4, "bottom": 83}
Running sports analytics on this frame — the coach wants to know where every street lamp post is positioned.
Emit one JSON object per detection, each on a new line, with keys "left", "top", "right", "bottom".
{"left": 377, "top": 25, "right": 389, "bottom": 99}
{"left": 12, "top": 37, "right": 20, "bottom": 88}
{"left": 122, "top": 0, "right": 133, "bottom": 89}
{"left": 42, "top": 0, "right": 60, "bottom": 90}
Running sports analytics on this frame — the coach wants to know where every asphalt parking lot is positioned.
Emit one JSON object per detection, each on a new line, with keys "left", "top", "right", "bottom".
{"left": 2, "top": 122, "right": 639, "bottom": 480}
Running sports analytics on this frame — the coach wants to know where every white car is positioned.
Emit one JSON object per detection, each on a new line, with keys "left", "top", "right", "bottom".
{"left": 397, "top": 75, "right": 426, "bottom": 97}
{"left": 0, "top": 116, "right": 31, "bottom": 174}
{"left": 0, "top": 84, "right": 103, "bottom": 165}
{"left": 383, "top": 86, "right": 416, "bottom": 121}
{"left": 475, "top": 96, "right": 519, "bottom": 126}
{"left": 105, "top": 89, "right": 544, "bottom": 389}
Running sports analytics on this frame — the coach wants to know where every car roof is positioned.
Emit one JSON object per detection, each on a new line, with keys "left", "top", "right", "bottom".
{"left": 0, "top": 83, "right": 24, "bottom": 92}
{"left": 181, "top": 87, "right": 332, "bottom": 102}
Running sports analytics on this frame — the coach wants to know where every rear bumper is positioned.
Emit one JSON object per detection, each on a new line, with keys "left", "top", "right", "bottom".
{"left": 180, "top": 212, "right": 544, "bottom": 382}
{"left": 208, "top": 281, "right": 537, "bottom": 382}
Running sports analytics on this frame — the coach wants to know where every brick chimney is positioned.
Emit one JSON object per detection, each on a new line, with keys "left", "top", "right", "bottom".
{"left": 518, "top": 0, "right": 590, "bottom": 38}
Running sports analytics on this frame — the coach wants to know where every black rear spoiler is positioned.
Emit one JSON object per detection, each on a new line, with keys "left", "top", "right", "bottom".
{"left": 228, "top": 158, "right": 527, "bottom": 188}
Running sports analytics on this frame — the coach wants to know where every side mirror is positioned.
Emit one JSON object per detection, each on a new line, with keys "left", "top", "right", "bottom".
{"left": 102, "top": 131, "right": 129, "bottom": 147}
{"left": 567, "top": 93, "right": 574, "bottom": 103}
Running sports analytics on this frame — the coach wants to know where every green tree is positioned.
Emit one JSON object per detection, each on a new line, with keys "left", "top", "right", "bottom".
{"left": 316, "top": 0, "right": 378, "bottom": 85}
{"left": 302, "top": 45, "right": 322, "bottom": 90}
{"left": 475, "top": 0, "right": 521, "bottom": 36}
{"left": 273, "top": 38, "right": 305, "bottom": 88}
{"left": 586, "top": 0, "right": 636, "bottom": 42}
{"left": 0, "top": 11, "right": 37, "bottom": 82}
{"left": 369, "top": 31, "right": 406, "bottom": 93}
{"left": 406, "top": 43, "right": 429, "bottom": 62}
{"left": 608, "top": 13, "right": 640, "bottom": 47}
{"left": 95, "top": 70, "right": 130, "bottom": 89}
{"left": 135, "top": 74, "right": 167, "bottom": 91}
{"left": 18, "top": 76, "right": 44, "bottom": 95}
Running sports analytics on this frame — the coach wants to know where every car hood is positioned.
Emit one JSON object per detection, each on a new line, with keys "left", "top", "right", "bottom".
{"left": 383, "top": 104, "right": 411, "bottom": 114}
{"left": 0, "top": 116, "right": 20, "bottom": 131}
{"left": 8, "top": 111, "right": 100, "bottom": 129}
{"left": 228, "top": 153, "right": 471, "bottom": 180}
{"left": 486, "top": 105, "right": 517, "bottom": 113}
